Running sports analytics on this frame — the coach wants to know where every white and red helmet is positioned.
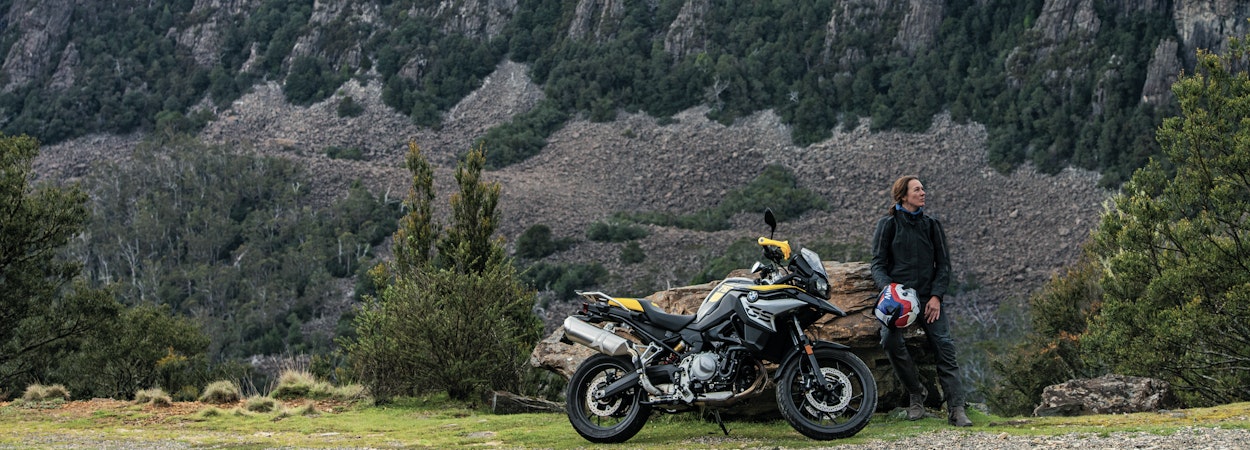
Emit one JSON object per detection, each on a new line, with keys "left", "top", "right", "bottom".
{"left": 875, "top": 283, "right": 919, "bottom": 329}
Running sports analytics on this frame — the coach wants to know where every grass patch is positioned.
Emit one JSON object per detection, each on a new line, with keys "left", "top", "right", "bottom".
{"left": 2, "top": 394, "right": 1249, "bottom": 448}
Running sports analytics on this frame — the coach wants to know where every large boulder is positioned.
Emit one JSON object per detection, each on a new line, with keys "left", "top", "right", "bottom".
{"left": 1033, "top": 374, "right": 1178, "bottom": 417}
{"left": 530, "top": 261, "right": 943, "bottom": 410}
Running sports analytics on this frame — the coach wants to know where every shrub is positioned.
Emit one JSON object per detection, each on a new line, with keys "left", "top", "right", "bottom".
{"left": 691, "top": 237, "right": 760, "bottom": 284}
{"left": 337, "top": 95, "right": 364, "bottom": 117}
{"left": 198, "top": 380, "right": 241, "bottom": 404}
{"left": 620, "top": 241, "right": 645, "bottom": 265}
{"left": 245, "top": 395, "right": 278, "bottom": 413}
{"left": 515, "top": 224, "right": 574, "bottom": 259}
{"left": 616, "top": 165, "right": 828, "bottom": 232}
{"left": 586, "top": 221, "right": 649, "bottom": 242}
{"left": 134, "top": 388, "right": 173, "bottom": 407}
{"left": 521, "top": 262, "right": 607, "bottom": 300}
{"left": 173, "top": 385, "right": 200, "bottom": 402}
{"left": 326, "top": 145, "right": 365, "bottom": 160}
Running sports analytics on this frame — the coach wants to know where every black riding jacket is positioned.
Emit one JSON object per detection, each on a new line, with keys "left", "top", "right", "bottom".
{"left": 870, "top": 207, "right": 952, "bottom": 302}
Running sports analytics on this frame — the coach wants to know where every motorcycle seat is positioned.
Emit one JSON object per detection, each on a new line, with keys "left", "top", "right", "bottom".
{"left": 635, "top": 299, "right": 696, "bottom": 332}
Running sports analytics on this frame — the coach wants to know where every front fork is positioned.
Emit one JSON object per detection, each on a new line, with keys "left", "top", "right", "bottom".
{"left": 789, "top": 315, "right": 835, "bottom": 393}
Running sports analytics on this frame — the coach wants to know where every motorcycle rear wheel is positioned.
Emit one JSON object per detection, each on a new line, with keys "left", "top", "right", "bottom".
{"left": 566, "top": 354, "right": 651, "bottom": 443}
{"left": 776, "top": 347, "right": 877, "bottom": 440}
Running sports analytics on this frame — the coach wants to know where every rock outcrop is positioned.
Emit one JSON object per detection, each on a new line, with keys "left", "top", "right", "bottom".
{"left": 822, "top": 0, "right": 904, "bottom": 68}
{"left": 1034, "top": 374, "right": 1178, "bottom": 416}
{"left": 1142, "top": 38, "right": 1182, "bottom": 105}
{"left": 425, "top": 0, "right": 517, "bottom": 40}
{"left": 567, "top": 0, "right": 627, "bottom": 42}
{"left": 1, "top": 0, "right": 74, "bottom": 92}
{"left": 893, "top": 0, "right": 945, "bottom": 56}
{"left": 176, "top": 0, "right": 262, "bottom": 68}
{"left": 530, "top": 261, "right": 948, "bottom": 410}
{"left": 287, "top": 1, "right": 380, "bottom": 71}
{"left": 663, "top": 0, "right": 710, "bottom": 62}
{"left": 1174, "top": 0, "right": 1250, "bottom": 69}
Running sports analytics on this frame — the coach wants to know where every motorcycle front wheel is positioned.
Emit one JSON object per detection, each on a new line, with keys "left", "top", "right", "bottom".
{"left": 776, "top": 347, "right": 877, "bottom": 440}
{"left": 566, "top": 354, "right": 651, "bottom": 443}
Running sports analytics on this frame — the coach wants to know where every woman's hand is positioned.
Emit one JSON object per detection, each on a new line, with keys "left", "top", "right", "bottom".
{"left": 924, "top": 296, "right": 941, "bottom": 324}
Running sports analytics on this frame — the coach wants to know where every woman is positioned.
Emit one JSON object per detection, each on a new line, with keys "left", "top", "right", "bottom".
{"left": 870, "top": 175, "right": 972, "bottom": 427}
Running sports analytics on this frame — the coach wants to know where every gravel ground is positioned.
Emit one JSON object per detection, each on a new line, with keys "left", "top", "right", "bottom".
{"left": 832, "top": 427, "right": 1250, "bottom": 450}
{"left": 5, "top": 427, "right": 1250, "bottom": 449}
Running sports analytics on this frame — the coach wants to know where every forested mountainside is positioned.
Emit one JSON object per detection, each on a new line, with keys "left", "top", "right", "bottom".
{"left": 7, "top": 0, "right": 1250, "bottom": 391}
{"left": 3, "top": 0, "right": 1246, "bottom": 184}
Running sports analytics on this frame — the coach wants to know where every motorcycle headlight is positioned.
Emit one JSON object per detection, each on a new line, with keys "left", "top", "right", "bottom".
{"left": 813, "top": 276, "right": 830, "bottom": 299}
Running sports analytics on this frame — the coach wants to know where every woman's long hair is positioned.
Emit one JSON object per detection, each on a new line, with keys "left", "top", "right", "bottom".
{"left": 886, "top": 175, "right": 919, "bottom": 215}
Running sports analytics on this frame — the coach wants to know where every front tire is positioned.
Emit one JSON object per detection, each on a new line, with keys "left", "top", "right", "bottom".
{"left": 566, "top": 354, "right": 651, "bottom": 443}
{"left": 776, "top": 347, "right": 877, "bottom": 440}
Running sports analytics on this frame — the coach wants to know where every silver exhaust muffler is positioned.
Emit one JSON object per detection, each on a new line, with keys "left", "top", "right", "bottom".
{"left": 563, "top": 316, "right": 631, "bottom": 356}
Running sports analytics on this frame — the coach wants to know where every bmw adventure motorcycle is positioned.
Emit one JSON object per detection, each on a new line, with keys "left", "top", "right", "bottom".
{"left": 561, "top": 209, "right": 877, "bottom": 443}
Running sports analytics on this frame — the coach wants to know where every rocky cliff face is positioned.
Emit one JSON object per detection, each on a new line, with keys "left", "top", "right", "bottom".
{"left": 893, "top": 0, "right": 945, "bottom": 56}
{"left": 1142, "top": 38, "right": 1181, "bottom": 106}
{"left": 663, "top": 0, "right": 710, "bottom": 62}
{"left": 822, "top": 0, "right": 903, "bottom": 69}
{"left": 1174, "top": 0, "right": 1250, "bottom": 69}
{"left": 2, "top": 0, "right": 73, "bottom": 92}
{"left": 176, "top": 0, "right": 261, "bottom": 68}
{"left": 416, "top": 0, "right": 517, "bottom": 40}
{"left": 567, "top": 0, "right": 627, "bottom": 42}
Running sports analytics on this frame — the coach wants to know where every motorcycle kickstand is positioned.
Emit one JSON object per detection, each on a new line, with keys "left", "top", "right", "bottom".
{"left": 711, "top": 410, "right": 729, "bottom": 436}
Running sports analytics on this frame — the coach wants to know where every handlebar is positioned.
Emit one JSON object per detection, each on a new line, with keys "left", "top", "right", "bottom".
{"left": 757, "top": 237, "right": 791, "bottom": 262}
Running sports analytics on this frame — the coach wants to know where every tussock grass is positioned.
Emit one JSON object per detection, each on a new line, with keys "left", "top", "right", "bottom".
{"left": 133, "top": 388, "right": 172, "bottom": 407}
{"left": 275, "top": 403, "right": 319, "bottom": 419}
{"left": 22, "top": 384, "right": 70, "bottom": 402}
{"left": 270, "top": 370, "right": 365, "bottom": 401}
{"left": 194, "top": 407, "right": 224, "bottom": 419}
{"left": 198, "top": 380, "right": 241, "bottom": 404}
{"left": 245, "top": 395, "right": 278, "bottom": 413}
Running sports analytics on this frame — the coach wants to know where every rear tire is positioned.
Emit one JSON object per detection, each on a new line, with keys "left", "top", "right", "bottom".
{"left": 566, "top": 354, "right": 651, "bottom": 443}
{"left": 776, "top": 347, "right": 877, "bottom": 440}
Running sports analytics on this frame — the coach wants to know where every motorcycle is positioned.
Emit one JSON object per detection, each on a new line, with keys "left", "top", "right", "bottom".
{"left": 561, "top": 209, "right": 877, "bottom": 443}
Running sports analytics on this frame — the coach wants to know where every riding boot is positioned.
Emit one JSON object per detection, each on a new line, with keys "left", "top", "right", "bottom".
{"left": 948, "top": 406, "right": 972, "bottom": 427}
{"left": 906, "top": 388, "right": 927, "bottom": 421}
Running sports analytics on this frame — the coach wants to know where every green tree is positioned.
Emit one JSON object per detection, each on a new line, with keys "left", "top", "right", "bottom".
{"left": 0, "top": 134, "right": 119, "bottom": 397}
{"left": 437, "top": 144, "right": 505, "bottom": 274}
{"left": 1084, "top": 39, "right": 1250, "bottom": 406}
{"left": 345, "top": 143, "right": 542, "bottom": 402}
{"left": 58, "top": 304, "right": 210, "bottom": 399}
{"left": 988, "top": 253, "right": 1101, "bottom": 415}
{"left": 392, "top": 141, "right": 437, "bottom": 275}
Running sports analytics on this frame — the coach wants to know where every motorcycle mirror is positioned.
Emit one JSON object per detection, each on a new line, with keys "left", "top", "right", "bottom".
{"left": 750, "top": 261, "right": 764, "bottom": 274}
{"left": 764, "top": 208, "right": 776, "bottom": 238}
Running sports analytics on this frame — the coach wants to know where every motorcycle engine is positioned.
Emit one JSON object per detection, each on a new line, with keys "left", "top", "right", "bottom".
{"left": 674, "top": 350, "right": 736, "bottom": 397}
{"left": 683, "top": 352, "right": 720, "bottom": 382}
